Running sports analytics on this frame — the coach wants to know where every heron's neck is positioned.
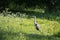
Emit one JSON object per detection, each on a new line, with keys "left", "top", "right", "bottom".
{"left": 34, "top": 16, "right": 36, "bottom": 24}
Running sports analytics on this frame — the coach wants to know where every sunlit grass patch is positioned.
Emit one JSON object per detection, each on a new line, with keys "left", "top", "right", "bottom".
{"left": 0, "top": 14, "right": 60, "bottom": 34}
{"left": 24, "top": 8, "right": 45, "bottom": 13}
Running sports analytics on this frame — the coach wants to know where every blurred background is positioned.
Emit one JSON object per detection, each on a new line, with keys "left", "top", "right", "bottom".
{"left": 0, "top": 0, "right": 60, "bottom": 40}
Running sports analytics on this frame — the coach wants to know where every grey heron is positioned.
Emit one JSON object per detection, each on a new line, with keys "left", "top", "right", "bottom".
{"left": 33, "top": 16, "right": 41, "bottom": 31}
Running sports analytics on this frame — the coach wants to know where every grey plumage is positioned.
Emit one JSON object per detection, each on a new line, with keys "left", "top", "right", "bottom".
{"left": 35, "top": 23, "right": 39, "bottom": 30}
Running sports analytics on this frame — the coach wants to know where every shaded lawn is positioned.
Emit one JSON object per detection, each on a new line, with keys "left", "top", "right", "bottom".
{"left": 0, "top": 31, "right": 60, "bottom": 40}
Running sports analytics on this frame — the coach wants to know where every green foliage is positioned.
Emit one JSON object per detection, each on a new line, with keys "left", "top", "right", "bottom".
{"left": 0, "top": 0, "right": 60, "bottom": 12}
{"left": 8, "top": 2, "right": 17, "bottom": 10}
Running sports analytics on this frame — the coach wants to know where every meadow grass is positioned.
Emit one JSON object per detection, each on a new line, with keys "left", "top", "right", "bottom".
{"left": 0, "top": 10, "right": 60, "bottom": 40}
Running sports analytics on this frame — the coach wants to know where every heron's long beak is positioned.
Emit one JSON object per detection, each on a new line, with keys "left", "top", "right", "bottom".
{"left": 32, "top": 16, "right": 36, "bottom": 18}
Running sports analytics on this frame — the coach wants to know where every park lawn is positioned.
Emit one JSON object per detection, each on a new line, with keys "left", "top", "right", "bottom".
{"left": 0, "top": 12, "right": 60, "bottom": 40}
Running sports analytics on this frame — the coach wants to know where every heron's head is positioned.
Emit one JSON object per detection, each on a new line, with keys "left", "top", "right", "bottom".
{"left": 32, "top": 16, "right": 36, "bottom": 18}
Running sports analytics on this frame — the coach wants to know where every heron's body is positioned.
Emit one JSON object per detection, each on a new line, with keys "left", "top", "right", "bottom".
{"left": 35, "top": 23, "right": 39, "bottom": 30}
